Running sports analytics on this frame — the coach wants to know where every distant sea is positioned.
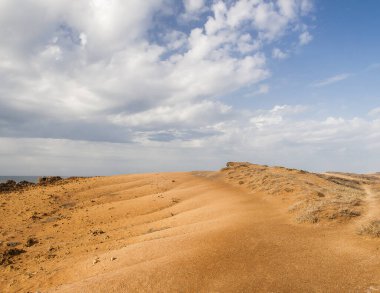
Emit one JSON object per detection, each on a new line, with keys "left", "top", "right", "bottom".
{"left": 0, "top": 176, "right": 41, "bottom": 183}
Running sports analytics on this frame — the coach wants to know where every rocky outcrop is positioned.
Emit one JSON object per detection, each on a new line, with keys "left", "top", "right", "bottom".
{"left": 0, "top": 248, "right": 26, "bottom": 266}
{"left": 0, "top": 176, "right": 63, "bottom": 194}
{"left": 38, "top": 176, "right": 63, "bottom": 185}
{"left": 0, "top": 180, "right": 36, "bottom": 193}
{"left": 0, "top": 180, "right": 17, "bottom": 193}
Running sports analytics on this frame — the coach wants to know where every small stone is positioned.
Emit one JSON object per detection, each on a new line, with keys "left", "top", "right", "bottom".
{"left": 6, "top": 242, "right": 21, "bottom": 247}
{"left": 93, "top": 257, "right": 100, "bottom": 265}
{"left": 26, "top": 237, "right": 38, "bottom": 247}
{"left": 110, "top": 257, "right": 116, "bottom": 261}
{"left": 316, "top": 192, "right": 325, "bottom": 197}
{"left": 91, "top": 229, "right": 105, "bottom": 236}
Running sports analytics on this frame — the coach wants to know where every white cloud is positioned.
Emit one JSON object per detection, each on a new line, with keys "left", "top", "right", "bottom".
{"left": 109, "top": 101, "right": 231, "bottom": 129}
{"left": 369, "top": 107, "right": 380, "bottom": 117}
{"left": 272, "top": 47, "right": 288, "bottom": 59}
{"left": 0, "top": 0, "right": 312, "bottom": 138}
{"left": 3, "top": 104, "right": 380, "bottom": 175}
{"left": 181, "top": 0, "right": 208, "bottom": 21}
{"left": 312, "top": 73, "right": 351, "bottom": 87}
{"left": 250, "top": 105, "right": 307, "bottom": 127}
{"left": 243, "top": 84, "right": 270, "bottom": 98}
{"left": 0, "top": 0, "right": 323, "bottom": 174}
{"left": 257, "top": 84, "right": 270, "bottom": 94}
{"left": 299, "top": 30, "right": 313, "bottom": 45}
{"left": 184, "top": 0, "right": 205, "bottom": 13}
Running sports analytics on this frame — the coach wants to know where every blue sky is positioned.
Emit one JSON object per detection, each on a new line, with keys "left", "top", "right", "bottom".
{"left": 231, "top": 0, "right": 380, "bottom": 115}
{"left": 0, "top": 0, "right": 379, "bottom": 175}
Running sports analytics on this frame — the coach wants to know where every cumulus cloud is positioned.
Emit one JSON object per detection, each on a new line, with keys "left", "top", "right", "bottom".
{"left": 0, "top": 0, "right": 313, "bottom": 143}
{"left": 272, "top": 47, "right": 288, "bottom": 59}
{"left": 7, "top": 1, "right": 376, "bottom": 174}
{"left": 299, "top": 30, "right": 313, "bottom": 45}
{"left": 184, "top": 0, "right": 204, "bottom": 11}
{"left": 10, "top": 1, "right": 377, "bottom": 175}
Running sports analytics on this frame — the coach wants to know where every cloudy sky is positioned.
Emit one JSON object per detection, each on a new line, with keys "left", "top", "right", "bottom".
{"left": 0, "top": 0, "right": 379, "bottom": 175}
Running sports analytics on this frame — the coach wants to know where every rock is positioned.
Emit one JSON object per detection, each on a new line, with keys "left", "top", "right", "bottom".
{"left": 17, "top": 181, "right": 35, "bottom": 188}
{"left": 6, "top": 242, "right": 21, "bottom": 247}
{"left": 91, "top": 229, "right": 105, "bottom": 236}
{"left": 38, "top": 176, "right": 63, "bottom": 185}
{"left": 93, "top": 257, "right": 100, "bottom": 264}
{"left": 316, "top": 191, "right": 325, "bottom": 197}
{"left": 0, "top": 179, "right": 35, "bottom": 193}
{"left": 0, "top": 180, "right": 17, "bottom": 193}
{"left": 48, "top": 246, "right": 57, "bottom": 252}
{"left": 6, "top": 180, "right": 16, "bottom": 185}
{"left": 26, "top": 237, "right": 38, "bottom": 247}
{"left": 226, "top": 162, "right": 249, "bottom": 168}
{"left": 0, "top": 248, "right": 26, "bottom": 266}
{"left": 110, "top": 257, "right": 116, "bottom": 261}
{"left": 172, "top": 198, "right": 180, "bottom": 203}
{"left": 30, "top": 213, "right": 42, "bottom": 220}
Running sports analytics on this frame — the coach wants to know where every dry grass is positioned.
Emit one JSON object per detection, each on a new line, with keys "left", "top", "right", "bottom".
{"left": 296, "top": 203, "right": 321, "bottom": 223}
{"left": 326, "top": 172, "right": 380, "bottom": 185}
{"left": 358, "top": 220, "right": 380, "bottom": 237}
{"left": 222, "top": 162, "right": 366, "bottom": 223}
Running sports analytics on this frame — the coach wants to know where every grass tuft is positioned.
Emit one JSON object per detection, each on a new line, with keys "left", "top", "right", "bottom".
{"left": 358, "top": 220, "right": 380, "bottom": 237}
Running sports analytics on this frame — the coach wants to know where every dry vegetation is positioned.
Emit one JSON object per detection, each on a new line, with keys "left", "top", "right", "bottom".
{"left": 221, "top": 162, "right": 372, "bottom": 224}
{"left": 325, "top": 172, "right": 380, "bottom": 184}
{"left": 357, "top": 179, "right": 380, "bottom": 237}
{"left": 358, "top": 220, "right": 380, "bottom": 237}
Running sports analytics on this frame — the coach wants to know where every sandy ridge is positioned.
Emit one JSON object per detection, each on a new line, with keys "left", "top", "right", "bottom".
{"left": 1, "top": 169, "right": 380, "bottom": 292}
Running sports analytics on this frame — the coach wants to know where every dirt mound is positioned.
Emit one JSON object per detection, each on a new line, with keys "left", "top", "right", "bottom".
{"left": 222, "top": 162, "right": 366, "bottom": 223}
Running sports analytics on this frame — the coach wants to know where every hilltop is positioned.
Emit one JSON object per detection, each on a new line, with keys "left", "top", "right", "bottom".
{"left": 1, "top": 163, "right": 380, "bottom": 292}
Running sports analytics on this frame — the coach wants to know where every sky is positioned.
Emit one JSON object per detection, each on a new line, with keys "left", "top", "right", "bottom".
{"left": 0, "top": 0, "right": 379, "bottom": 176}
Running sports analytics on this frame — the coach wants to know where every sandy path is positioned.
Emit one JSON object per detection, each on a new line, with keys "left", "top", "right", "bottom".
{"left": 361, "top": 184, "right": 380, "bottom": 222}
{"left": 325, "top": 172, "right": 380, "bottom": 225}
{"left": 2, "top": 172, "right": 380, "bottom": 292}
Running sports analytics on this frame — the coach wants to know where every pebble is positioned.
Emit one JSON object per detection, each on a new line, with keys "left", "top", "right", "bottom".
{"left": 93, "top": 257, "right": 100, "bottom": 264}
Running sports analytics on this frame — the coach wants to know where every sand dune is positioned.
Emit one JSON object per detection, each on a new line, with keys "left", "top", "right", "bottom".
{"left": 1, "top": 163, "right": 380, "bottom": 292}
